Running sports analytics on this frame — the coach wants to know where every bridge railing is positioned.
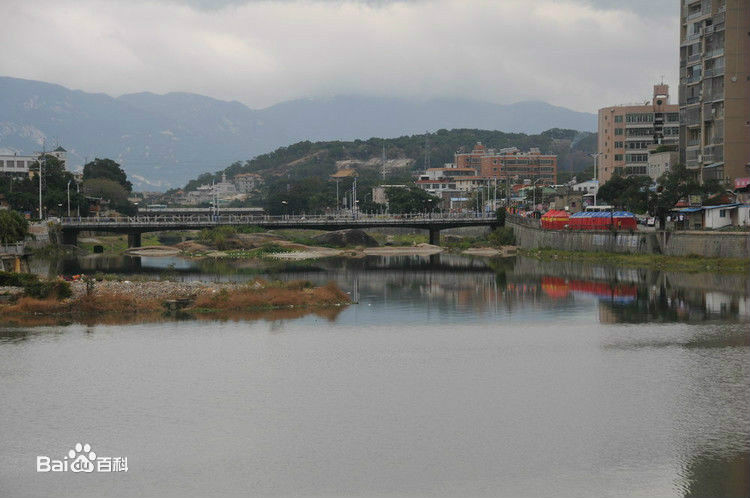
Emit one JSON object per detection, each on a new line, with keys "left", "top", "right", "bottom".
{"left": 60, "top": 212, "right": 497, "bottom": 226}
{"left": 0, "top": 242, "right": 26, "bottom": 255}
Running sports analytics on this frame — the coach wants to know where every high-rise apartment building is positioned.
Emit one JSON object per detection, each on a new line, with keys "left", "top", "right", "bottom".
{"left": 597, "top": 85, "right": 680, "bottom": 184}
{"left": 679, "top": 0, "right": 750, "bottom": 182}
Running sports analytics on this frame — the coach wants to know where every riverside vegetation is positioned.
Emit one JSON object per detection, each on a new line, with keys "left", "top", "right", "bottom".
{"left": 0, "top": 274, "right": 351, "bottom": 325}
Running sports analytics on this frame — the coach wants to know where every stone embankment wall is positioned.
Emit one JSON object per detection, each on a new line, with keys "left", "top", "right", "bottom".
{"left": 507, "top": 216, "right": 750, "bottom": 259}
{"left": 508, "top": 216, "right": 657, "bottom": 255}
{"left": 655, "top": 231, "right": 750, "bottom": 259}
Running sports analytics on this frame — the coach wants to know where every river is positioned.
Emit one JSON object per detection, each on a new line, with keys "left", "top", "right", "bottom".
{"left": 1, "top": 253, "right": 748, "bottom": 497}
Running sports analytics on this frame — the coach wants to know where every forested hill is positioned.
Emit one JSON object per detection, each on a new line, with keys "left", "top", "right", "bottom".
{"left": 184, "top": 128, "right": 596, "bottom": 191}
{"left": 178, "top": 128, "right": 596, "bottom": 214}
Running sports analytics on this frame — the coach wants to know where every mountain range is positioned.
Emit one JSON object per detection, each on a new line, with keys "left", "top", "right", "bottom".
{"left": 0, "top": 76, "right": 596, "bottom": 190}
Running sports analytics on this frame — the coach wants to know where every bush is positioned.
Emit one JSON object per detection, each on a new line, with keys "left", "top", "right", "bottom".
{"left": 495, "top": 207, "right": 506, "bottom": 226}
{"left": 487, "top": 227, "right": 515, "bottom": 246}
{"left": 198, "top": 226, "right": 237, "bottom": 250}
{"left": 0, "top": 271, "right": 38, "bottom": 287}
{"left": 0, "top": 210, "right": 29, "bottom": 244}
{"left": 23, "top": 280, "right": 72, "bottom": 299}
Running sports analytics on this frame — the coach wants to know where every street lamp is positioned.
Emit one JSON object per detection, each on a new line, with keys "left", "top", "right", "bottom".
{"left": 589, "top": 153, "right": 602, "bottom": 206}
{"left": 532, "top": 178, "right": 544, "bottom": 212}
{"left": 281, "top": 200, "right": 288, "bottom": 218}
{"left": 66, "top": 180, "right": 71, "bottom": 217}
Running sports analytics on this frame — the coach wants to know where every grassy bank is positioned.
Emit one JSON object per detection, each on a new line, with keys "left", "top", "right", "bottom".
{"left": 520, "top": 248, "right": 750, "bottom": 273}
{"left": 0, "top": 279, "right": 351, "bottom": 322}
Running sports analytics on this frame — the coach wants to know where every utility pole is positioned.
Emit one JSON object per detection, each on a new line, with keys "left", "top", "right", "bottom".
{"left": 67, "top": 180, "right": 71, "bottom": 217}
{"left": 352, "top": 177, "right": 357, "bottom": 218}
{"left": 76, "top": 181, "right": 80, "bottom": 217}
{"left": 38, "top": 142, "right": 45, "bottom": 220}
{"left": 381, "top": 144, "right": 387, "bottom": 180}
{"left": 424, "top": 132, "right": 431, "bottom": 170}
{"left": 335, "top": 179, "right": 340, "bottom": 213}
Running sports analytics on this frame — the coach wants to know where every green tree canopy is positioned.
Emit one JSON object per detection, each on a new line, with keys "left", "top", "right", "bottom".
{"left": 385, "top": 186, "right": 440, "bottom": 214}
{"left": 83, "top": 178, "right": 136, "bottom": 215}
{"left": 0, "top": 210, "right": 29, "bottom": 244}
{"left": 83, "top": 158, "right": 132, "bottom": 192}
{"left": 597, "top": 174, "right": 652, "bottom": 213}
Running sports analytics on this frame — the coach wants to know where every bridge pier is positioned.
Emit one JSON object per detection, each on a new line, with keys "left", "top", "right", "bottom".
{"left": 127, "top": 232, "right": 142, "bottom": 248}
{"left": 428, "top": 228, "right": 440, "bottom": 246}
{"left": 61, "top": 230, "right": 78, "bottom": 246}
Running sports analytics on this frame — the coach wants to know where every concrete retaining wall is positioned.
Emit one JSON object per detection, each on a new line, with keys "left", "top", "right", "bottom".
{"left": 508, "top": 220, "right": 656, "bottom": 254}
{"left": 655, "top": 231, "right": 750, "bottom": 259}
{"left": 508, "top": 218, "right": 750, "bottom": 259}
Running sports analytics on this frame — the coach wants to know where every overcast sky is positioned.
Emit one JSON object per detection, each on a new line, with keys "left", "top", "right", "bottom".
{"left": 0, "top": 0, "right": 679, "bottom": 112}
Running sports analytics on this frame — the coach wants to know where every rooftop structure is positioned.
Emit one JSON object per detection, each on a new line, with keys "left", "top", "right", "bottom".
{"left": 598, "top": 85, "right": 680, "bottom": 183}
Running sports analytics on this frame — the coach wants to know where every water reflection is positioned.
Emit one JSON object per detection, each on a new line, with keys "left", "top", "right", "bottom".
{"left": 29, "top": 252, "right": 750, "bottom": 326}
{"left": 2, "top": 253, "right": 748, "bottom": 498}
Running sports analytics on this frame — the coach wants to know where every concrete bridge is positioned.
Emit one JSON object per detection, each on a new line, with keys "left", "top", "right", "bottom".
{"left": 59, "top": 213, "right": 499, "bottom": 247}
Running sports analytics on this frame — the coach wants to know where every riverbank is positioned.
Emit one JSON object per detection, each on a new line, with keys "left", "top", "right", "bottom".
{"left": 0, "top": 278, "right": 351, "bottom": 325}
{"left": 62, "top": 226, "right": 518, "bottom": 262}
{"left": 520, "top": 248, "right": 750, "bottom": 273}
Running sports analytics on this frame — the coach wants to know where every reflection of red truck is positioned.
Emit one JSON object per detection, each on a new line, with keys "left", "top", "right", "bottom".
{"left": 541, "top": 210, "right": 637, "bottom": 231}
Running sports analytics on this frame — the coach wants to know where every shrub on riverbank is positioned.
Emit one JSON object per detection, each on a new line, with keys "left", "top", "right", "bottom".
{"left": 0, "top": 271, "right": 71, "bottom": 299}
{"left": 190, "top": 280, "right": 349, "bottom": 312}
{"left": 0, "top": 279, "right": 351, "bottom": 319}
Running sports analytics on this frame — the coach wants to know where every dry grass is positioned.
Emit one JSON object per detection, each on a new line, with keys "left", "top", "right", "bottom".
{"left": 0, "top": 281, "right": 351, "bottom": 325}
{"left": 190, "top": 281, "right": 349, "bottom": 311}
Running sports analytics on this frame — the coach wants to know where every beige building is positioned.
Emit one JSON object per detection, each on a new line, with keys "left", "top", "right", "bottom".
{"left": 598, "top": 85, "right": 680, "bottom": 183}
{"left": 647, "top": 149, "right": 679, "bottom": 181}
{"left": 679, "top": 0, "right": 750, "bottom": 182}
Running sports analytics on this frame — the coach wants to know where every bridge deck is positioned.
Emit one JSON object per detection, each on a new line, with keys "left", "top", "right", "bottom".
{"left": 60, "top": 214, "right": 497, "bottom": 231}
{"left": 59, "top": 214, "right": 498, "bottom": 247}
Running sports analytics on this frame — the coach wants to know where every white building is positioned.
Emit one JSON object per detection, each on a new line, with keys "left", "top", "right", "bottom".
{"left": 0, "top": 146, "right": 67, "bottom": 178}
{"left": 572, "top": 180, "right": 599, "bottom": 196}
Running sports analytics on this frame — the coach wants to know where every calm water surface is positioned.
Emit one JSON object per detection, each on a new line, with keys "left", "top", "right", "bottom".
{"left": 1, "top": 254, "right": 748, "bottom": 497}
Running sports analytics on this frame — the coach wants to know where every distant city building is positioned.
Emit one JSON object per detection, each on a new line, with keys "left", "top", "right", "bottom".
{"left": 597, "top": 85, "right": 679, "bottom": 183}
{"left": 679, "top": 0, "right": 750, "bottom": 183}
{"left": 454, "top": 144, "right": 557, "bottom": 184}
{"left": 233, "top": 173, "right": 263, "bottom": 193}
{"left": 183, "top": 173, "right": 238, "bottom": 205}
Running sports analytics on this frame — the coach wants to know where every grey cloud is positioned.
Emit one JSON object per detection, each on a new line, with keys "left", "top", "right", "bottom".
{"left": 0, "top": 0, "right": 679, "bottom": 112}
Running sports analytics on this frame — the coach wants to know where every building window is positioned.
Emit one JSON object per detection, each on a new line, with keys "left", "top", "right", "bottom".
{"left": 615, "top": 128, "right": 623, "bottom": 135}
{"left": 719, "top": 210, "right": 726, "bottom": 218}
{"left": 614, "top": 115, "right": 623, "bottom": 123}
{"left": 614, "top": 154, "right": 623, "bottom": 161}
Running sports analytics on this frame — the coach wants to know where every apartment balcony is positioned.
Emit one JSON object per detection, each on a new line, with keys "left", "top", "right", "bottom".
{"left": 703, "top": 66, "right": 724, "bottom": 78}
{"left": 704, "top": 144, "right": 724, "bottom": 162}
{"left": 687, "top": 53, "right": 702, "bottom": 64}
{"left": 705, "top": 47, "right": 724, "bottom": 59}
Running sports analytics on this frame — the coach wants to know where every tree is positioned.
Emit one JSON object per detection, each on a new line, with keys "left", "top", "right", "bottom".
{"left": 83, "top": 158, "right": 132, "bottom": 192}
{"left": 647, "top": 165, "right": 702, "bottom": 228}
{"left": 597, "top": 174, "right": 652, "bottom": 213}
{"left": 385, "top": 186, "right": 440, "bottom": 214}
{"left": 0, "top": 210, "right": 29, "bottom": 244}
{"left": 1, "top": 154, "right": 88, "bottom": 217}
{"left": 83, "top": 178, "right": 136, "bottom": 215}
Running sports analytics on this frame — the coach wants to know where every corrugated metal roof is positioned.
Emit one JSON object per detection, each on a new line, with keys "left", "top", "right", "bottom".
{"left": 569, "top": 211, "right": 635, "bottom": 218}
